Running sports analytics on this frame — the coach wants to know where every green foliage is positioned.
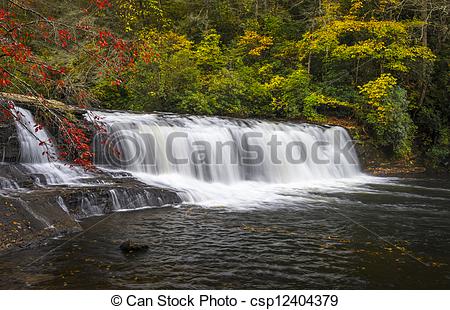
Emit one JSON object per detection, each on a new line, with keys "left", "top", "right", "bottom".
{"left": 426, "top": 132, "right": 450, "bottom": 170}
{"left": 92, "top": 80, "right": 132, "bottom": 110}
{"left": 277, "top": 68, "right": 311, "bottom": 118}
{"left": 195, "top": 31, "right": 226, "bottom": 71}
{"left": 177, "top": 92, "right": 213, "bottom": 115}
{"left": 300, "top": 12, "right": 436, "bottom": 84}
{"left": 205, "top": 67, "right": 272, "bottom": 117}
{"left": 361, "top": 84, "right": 416, "bottom": 158}
{"left": 84, "top": 0, "right": 448, "bottom": 168}
{"left": 417, "top": 106, "right": 450, "bottom": 170}
{"left": 5, "top": 0, "right": 449, "bottom": 171}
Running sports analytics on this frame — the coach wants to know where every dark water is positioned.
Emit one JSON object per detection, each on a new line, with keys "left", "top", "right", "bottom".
{"left": 1, "top": 177, "right": 449, "bottom": 289}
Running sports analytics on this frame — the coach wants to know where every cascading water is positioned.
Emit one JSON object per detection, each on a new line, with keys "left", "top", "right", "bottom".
{"left": 9, "top": 106, "right": 368, "bottom": 209}
{"left": 92, "top": 111, "right": 365, "bottom": 207}
{"left": 8, "top": 107, "right": 180, "bottom": 215}
{"left": 13, "top": 107, "right": 86, "bottom": 185}
{"left": 0, "top": 177, "right": 19, "bottom": 190}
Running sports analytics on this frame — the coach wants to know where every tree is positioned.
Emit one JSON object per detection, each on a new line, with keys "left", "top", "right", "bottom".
{"left": 299, "top": 0, "right": 436, "bottom": 157}
{"left": 0, "top": 0, "right": 153, "bottom": 168}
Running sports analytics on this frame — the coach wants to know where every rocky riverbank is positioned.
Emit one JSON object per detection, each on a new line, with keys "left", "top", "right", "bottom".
{"left": 0, "top": 161, "right": 182, "bottom": 252}
{"left": 0, "top": 94, "right": 183, "bottom": 252}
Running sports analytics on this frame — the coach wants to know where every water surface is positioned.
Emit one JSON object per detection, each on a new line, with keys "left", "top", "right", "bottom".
{"left": 0, "top": 177, "right": 449, "bottom": 289}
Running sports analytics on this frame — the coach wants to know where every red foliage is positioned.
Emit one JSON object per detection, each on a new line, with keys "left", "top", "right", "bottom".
{"left": 58, "top": 29, "right": 73, "bottom": 48}
{"left": 0, "top": 2, "right": 155, "bottom": 170}
{"left": 92, "top": 30, "right": 139, "bottom": 85}
{"left": 92, "top": 0, "right": 112, "bottom": 10}
{"left": 0, "top": 2, "right": 150, "bottom": 95}
{"left": 0, "top": 69, "right": 11, "bottom": 87}
{"left": 57, "top": 117, "right": 96, "bottom": 170}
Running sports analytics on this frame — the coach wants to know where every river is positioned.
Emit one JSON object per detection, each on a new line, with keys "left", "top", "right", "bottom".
{"left": 0, "top": 176, "right": 449, "bottom": 289}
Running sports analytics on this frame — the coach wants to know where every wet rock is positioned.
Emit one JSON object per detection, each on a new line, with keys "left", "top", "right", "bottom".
{"left": 55, "top": 182, "right": 182, "bottom": 219}
{"left": 0, "top": 117, "right": 20, "bottom": 163}
{"left": 0, "top": 164, "right": 37, "bottom": 188}
{"left": 0, "top": 97, "right": 184, "bottom": 253}
{"left": 0, "top": 194, "right": 82, "bottom": 252}
{"left": 0, "top": 178, "right": 182, "bottom": 252}
{"left": 120, "top": 240, "right": 149, "bottom": 253}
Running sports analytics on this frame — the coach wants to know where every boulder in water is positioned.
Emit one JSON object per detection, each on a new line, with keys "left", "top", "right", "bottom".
{"left": 119, "top": 240, "right": 149, "bottom": 253}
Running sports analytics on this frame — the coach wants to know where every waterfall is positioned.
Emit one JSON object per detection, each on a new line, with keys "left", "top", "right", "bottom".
{"left": 13, "top": 107, "right": 86, "bottom": 185}
{"left": 109, "top": 189, "right": 121, "bottom": 211}
{"left": 10, "top": 106, "right": 366, "bottom": 208}
{"left": 92, "top": 111, "right": 363, "bottom": 206}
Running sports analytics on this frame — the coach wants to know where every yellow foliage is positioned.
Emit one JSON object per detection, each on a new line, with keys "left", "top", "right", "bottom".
{"left": 195, "top": 32, "right": 224, "bottom": 67}
{"left": 116, "top": 0, "right": 163, "bottom": 32}
{"left": 321, "top": 0, "right": 341, "bottom": 19}
{"left": 270, "top": 97, "right": 288, "bottom": 112}
{"left": 139, "top": 30, "right": 193, "bottom": 53}
{"left": 359, "top": 73, "right": 397, "bottom": 122}
{"left": 265, "top": 75, "right": 285, "bottom": 91}
{"left": 359, "top": 73, "right": 397, "bottom": 107}
{"left": 350, "top": 0, "right": 364, "bottom": 15}
{"left": 308, "top": 93, "right": 354, "bottom": 109}
{"left": 238, "top": 30, "right": 273, "bottom": 57}
{"left": 333, "top": 40, "right": 385, "bottom": 59}
{"left": 301, "top": 17, "right": 435, "bottom": 72}
{"left": 258, "top": 64, "right": 274, "bottom": 77}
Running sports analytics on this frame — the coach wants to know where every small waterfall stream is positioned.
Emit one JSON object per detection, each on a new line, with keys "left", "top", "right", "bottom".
{"left": 13, "top": 107, "right": 87, "bottom": 185}
{"left": 0, "top": 177, "right": 19, "bottom": 190}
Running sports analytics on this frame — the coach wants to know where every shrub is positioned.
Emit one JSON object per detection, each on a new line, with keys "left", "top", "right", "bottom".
{"left": 177, "top": 92, "right": 214, "bottom": 115}
{"left": 359, "top": 76, "right": 416, "bottom": 158}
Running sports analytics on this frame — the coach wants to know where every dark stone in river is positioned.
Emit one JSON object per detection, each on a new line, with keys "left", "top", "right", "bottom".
{"left": 120, "top": 240, "right": 149, "bottom": 253}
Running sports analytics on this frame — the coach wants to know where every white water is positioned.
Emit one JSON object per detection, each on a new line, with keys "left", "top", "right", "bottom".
{"left": 92, "top": 111, "right": 366, "bottom": 207}
{"left": 10, "top": 107, "right": 371, "bottom": 208}
{"left": 13, "top": 107, "right": 86, "bottom": 185}
{"left": 0, "top": 177, "right": 19, "bottom": 190}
